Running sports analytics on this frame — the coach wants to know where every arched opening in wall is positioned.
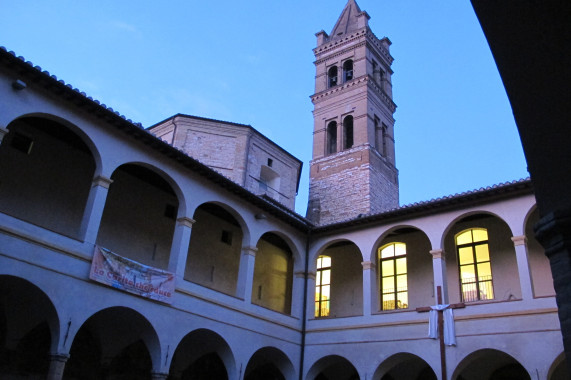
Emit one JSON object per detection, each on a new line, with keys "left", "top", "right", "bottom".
{"left": 0, "top": 275, "right": 59, "bottom": 379}
{"left": 444, "top": 213, "right": 520, "bottom": 304}
{"left": 548, "top": 353, "right": 569, "bottom": 380}
{"left": 314, "top": 241, "right": 363, "bottom": 318}
{"left": 252, "top": 233, "right": 293, "bottom": 314}
{"left": 64, "top": 307, "right": 159, "bottom": 380}
{"left": 525, "top": 207, "right": 555, "bottom": 297}
{"left": 96, "top": 164, "right": 178, "bottom": 270}
{"left": 306, "top": 355, "right": 359, "bottom": 380}
{"left": 327, "top": 121, "right": 337, "bottom": 155}
{"left": 452, "top": 349, "right": 530, "bottom": 380}
{"left": 373, "top": 352, "right": 436, "bottom": 380}
{"left": 343, "top": 60, "right": 354, "bottom": 82}
{"left": 244, "top": 347, "right": 294, "bottom": 380}
{"left": 328, "top": 66, "right": 338, "bottom": 88}
{"left": 169, "top": 329, "right": 235, "bottom": 380}
{"left": 375, "top": 227, "right": 432, "bottom": 311}
{"left": 186, "top": 203, "right": 243, "bottom": 295}
{"left": 343, "top": 115, "right": 354, "bottom": 150}
{"left": 0, "top": 117, "right": 96, "bottom": 238}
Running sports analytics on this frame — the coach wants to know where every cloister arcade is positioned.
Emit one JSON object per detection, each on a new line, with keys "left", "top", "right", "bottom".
{"left": 0, "top": 104, "right": 565, "bottom": 378}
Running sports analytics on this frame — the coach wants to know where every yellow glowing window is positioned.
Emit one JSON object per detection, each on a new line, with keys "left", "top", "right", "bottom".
{"left": 456, "top": 228, "right": 494, "bottom": 302}
{"left": 315, "top": 255, "right": 331, "bottom": 317}
{"left": 379, "top": 243, "right": 408, "bottom": 310}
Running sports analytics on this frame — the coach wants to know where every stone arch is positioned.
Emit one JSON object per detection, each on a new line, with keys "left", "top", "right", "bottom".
{"left": 452, "top": 348, "right": 530, "bottom": 380}
{"left": 440, "top": 210, "right": 513, "bottom": 249}
{"left": 525, "top": 206, "right": 555, "bottom": 297}
{"left": 548, "top": 352, "right": 569, "bottom": 380}
{"left": 5, "top": 112, "right": 103, "bottom": 173}
{"left": 244, "top": 346, "right": 295, "bottom": 380}
{"left": 252, "top": 232, "right": 294, "bottom": 314}
{"left": 0, "top": 275, "right": 60, "bottom": 378}
{"left": 169, "top": 328, "right": 236, "bottom": 380}
{"left": 0, "top": 115, "right": 98, "bottom": 238}
{"left": 312, "top": 239, "right": 363, "bottom": 318}
{"left": 64, "top": 306, "right": 161, "bottom": 379}
{"left": 372, "top": 352, "right": 436, "bottom": 380}
{"left": 185, "top": 202, "right": 248, "bottom": 295}
{"left": 306, "top": 354, "right": 359, "bottom": 380}
{"left": 442, "top": 212, "right": 520, "bottom": 304}
{"left": 96, "top": 163, "right": 181, "bottom": 270}
{"left": 373, "top": 226, "right": 433, "bottom": 311}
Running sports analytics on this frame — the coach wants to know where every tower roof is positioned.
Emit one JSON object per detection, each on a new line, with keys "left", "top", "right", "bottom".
{"left": 330, "top": 0, "right": 368, "bottom": 39}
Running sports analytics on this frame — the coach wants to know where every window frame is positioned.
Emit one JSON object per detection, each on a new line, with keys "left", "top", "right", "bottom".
{"left": 315, "top": 255, "right": 331, "bottom": 317}
{"left": 378, "top": 242, "right": 408, "bottom": 311}
{"left": 455, "top": 228, "right": 495, "bottom": 302}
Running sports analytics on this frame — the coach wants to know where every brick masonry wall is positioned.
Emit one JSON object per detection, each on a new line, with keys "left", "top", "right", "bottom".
{"left": 308, "top": 146, "right": 398, "bottom": 224}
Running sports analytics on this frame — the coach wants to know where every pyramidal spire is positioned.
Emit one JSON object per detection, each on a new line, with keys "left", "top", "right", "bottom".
{"left": 330, "top": 0, "right": 368, "bottom": 39}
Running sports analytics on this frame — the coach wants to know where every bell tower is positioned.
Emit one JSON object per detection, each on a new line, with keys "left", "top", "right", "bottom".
{"left": 307, "top": 0, "right": 399, "bottom": 225}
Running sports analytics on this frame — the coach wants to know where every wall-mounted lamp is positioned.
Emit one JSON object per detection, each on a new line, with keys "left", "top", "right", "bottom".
{"left": 12, "top": 80, "right": 27, "bottom": 90}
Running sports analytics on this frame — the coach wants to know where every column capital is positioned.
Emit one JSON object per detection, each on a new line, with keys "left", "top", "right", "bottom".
{"left": 49, "top": 353, "right": 70, "bottom": 362}
{"left": 92, "top": 175, "right": 113, "bottom": 189}
{"left": 295, "top": 270, "right": 306, "bottom": 279}
{"left": 430, "top": 249, "right": 445, "bottom": 259}
{"left": 307, "top": 271, "right": 316, "bottom": 281}
{"left": 242, "top": 246, "right": 258, "bottom": 256}
{"left": 511, "top": 235, "right": 528, "bottom": 246}
{"left": 176, "top": 216, "right": 196, "bottom": 228}
{"left": 0, "top": 126, "right": 9, "bottom": 142}
{"left": 361, "top": 261, "right": 376, "bottom": 270}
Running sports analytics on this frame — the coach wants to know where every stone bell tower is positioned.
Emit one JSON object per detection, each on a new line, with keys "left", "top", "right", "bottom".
{"left": 307, "top": 0, "right": 399, "bottom": 225}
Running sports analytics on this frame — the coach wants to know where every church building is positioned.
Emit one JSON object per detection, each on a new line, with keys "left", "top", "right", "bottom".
{"left": 0, "top": 1, "right": 566, "bottom": 379}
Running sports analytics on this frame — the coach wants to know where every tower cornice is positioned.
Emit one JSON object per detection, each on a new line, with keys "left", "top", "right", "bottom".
{"left": 314, "top": 28, "right": 393, "bottom": 66}
{"left": 310, "top": 75, "right": 396, "bottom": 113}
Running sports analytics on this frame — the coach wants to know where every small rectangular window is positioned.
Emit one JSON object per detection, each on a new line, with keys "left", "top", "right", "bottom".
{"left": 267, "top": 158, "right": 273, "bottom": 167}
{"left": 11, "top": 133, "right": 34, "bottom": 154}
{"left": 221, "top": 230, "right": 233, "bottom": 245}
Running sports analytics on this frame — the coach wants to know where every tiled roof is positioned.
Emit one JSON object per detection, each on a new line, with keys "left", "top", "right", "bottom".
{"left": 313, "top": 178, "right": 534, "bottom": 232}
{"left": 0, "top": 46, "right": 534, "bottom": 235}
{"left": 0, "top": 47, "right": 311, "bottom": 231}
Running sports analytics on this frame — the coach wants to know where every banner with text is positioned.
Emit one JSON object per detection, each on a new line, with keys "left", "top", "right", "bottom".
{"left": 89, "top": 246, "right": 175, "bottom": 304}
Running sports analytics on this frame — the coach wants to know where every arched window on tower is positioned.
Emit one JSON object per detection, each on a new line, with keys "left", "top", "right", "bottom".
{"left": 343, "top": 115, "right": 354, "bottom": 150}
{"left": 456, "top": 228, "right": 494, "bottom": 302}
{"left": 379, "top": 242, "right": 408, "bottom": 310}
{"left": 328, "top": 66, "right": 338, "bottom": 88}
{"left": 343, "top": 60, "right": 353, "bottom": 82}
{"left": 326, "top": 121, "right": 337, "bottom": 155}
{"left": 315, "top": 255, "right": 331, "bottom": 317}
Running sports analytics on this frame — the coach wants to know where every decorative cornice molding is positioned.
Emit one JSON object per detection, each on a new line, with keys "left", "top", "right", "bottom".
{"left": 430, "top": 249, "right": 445, "bottom": 259}
{"left": 311, "top": 75, "right": 396, "bottom": 113}
{"left": 511, "top": 235, "right": 528, "bottom": 246}
{"left": 92, "top": 175, "right": 113, "bottom": 189}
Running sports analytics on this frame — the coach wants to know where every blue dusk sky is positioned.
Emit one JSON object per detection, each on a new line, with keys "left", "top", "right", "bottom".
{"left": 0, "top": 1, "right": 529, "bottom": 215}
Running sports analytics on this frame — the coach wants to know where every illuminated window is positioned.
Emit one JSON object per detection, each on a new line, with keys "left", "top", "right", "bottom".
{"left": 315, "top": 255, "right": 331, "bottom": 317}
{"left": 379, "top": 243, "right": 408, "bottom": 310}
{"left": 456, "top": 228, "right": 494, "bottom": 302}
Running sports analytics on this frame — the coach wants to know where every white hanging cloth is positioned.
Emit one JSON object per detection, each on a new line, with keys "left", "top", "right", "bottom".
{"left": 427, "top": 304, "right": 457, "bottom": 346}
